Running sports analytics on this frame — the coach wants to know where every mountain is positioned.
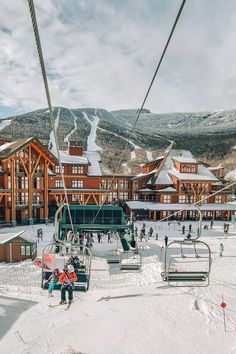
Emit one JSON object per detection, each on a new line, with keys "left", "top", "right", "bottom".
{"left": 1, "top": 107, "right": 236, "bottom": 174}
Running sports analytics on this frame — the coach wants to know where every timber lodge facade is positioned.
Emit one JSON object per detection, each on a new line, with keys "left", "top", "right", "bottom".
{"left": 0, "top": 136, "right": 235, "bottom": 225}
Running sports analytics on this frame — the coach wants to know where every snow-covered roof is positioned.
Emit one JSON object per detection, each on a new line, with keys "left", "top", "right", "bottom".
{"left": 169, "top": 170, "right": 218, "bottom": 182}
{"left": 138, "top": 188, "right": 153, "bottom": 192}
{"left": 60, "top": 151, "right": 89, "bottom": 165}
{"left": 151, "top": 170, "right": 172, "bottom": 185}
{"left": 0, "top": 230, "right": 31, "bottom": 244}
{"left": 126, "top": 201, "right": 236, "bottom": 211}
{"left": 157, "top": 186, "right": 177, "bottom": 193}
{"left": 225, "top": 169, "right": 236, "bottom": 181}
{"left": 172, "top": 156, "right": 197, "bottom": 164}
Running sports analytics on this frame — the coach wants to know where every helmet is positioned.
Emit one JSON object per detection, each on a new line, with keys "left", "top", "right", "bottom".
{"left": 53, "top": 268, "right": 59, "bottom": 273}
{"left": 67, "top": 265, "right": 74, "bottom": 273}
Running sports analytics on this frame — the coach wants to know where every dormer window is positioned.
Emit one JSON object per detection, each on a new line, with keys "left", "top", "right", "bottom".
{"left": 181, "top": 164, "right": 197, "bottom": 173}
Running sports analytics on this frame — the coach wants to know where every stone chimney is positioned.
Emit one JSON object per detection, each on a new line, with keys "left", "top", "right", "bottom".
{"left": 68, "top": 141, "right": 83, "bottom": 156}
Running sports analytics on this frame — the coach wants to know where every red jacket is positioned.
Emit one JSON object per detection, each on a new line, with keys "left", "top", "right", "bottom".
{"left": 59, "top": 271, "right": 77, "bottom": 285}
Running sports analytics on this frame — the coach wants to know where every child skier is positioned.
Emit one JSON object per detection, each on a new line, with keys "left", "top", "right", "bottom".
{"left": 59, "top": 265, "right": 77, "bottom": 305}
{"left": 45, "top": 268, "right": 61, "bottom": 297}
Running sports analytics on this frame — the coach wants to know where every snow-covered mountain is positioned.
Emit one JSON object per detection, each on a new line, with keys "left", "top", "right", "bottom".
{"left": 1, "top": 107, "right": 236, "bottom": 174}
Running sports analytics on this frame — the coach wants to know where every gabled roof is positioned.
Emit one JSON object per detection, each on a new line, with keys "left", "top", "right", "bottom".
{"left": 0, "top": 137, "right": 57, "bottom": 164}
{"left": 0, "top": 230, "right": 35, "bottom": 245}
{"left": 172, "top": 156, "right": 197, "bottom": 164}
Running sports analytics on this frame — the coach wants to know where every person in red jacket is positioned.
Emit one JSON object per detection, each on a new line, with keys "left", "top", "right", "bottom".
{"left": 59, "top": 265, "right": 77, "bottom": 304}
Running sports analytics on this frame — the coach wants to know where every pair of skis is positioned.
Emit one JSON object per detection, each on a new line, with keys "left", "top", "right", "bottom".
{"left": 49, "top": 300, "right": 73, "bottom": 310}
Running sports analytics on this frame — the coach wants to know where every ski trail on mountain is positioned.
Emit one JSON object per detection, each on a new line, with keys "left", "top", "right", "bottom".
{"left": 48, "top": 107, "right": 60, "bottom": 152}
{"left": 82, "top": 110, "right": 102, "bottom": 175}
{"left": 64, "top": 110, "right": 78, "bottom": 143}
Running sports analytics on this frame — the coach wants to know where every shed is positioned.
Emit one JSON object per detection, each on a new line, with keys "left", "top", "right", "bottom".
{"left": 0, "top": 230, "right": 37, "bottom": 263}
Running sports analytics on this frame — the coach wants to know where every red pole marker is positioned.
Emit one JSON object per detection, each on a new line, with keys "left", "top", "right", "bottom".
{"left": 174, "top": 267, "right": 179, "bottom": 272}
{"left": 221, "top": 295, "right": 227, "bottom": 332}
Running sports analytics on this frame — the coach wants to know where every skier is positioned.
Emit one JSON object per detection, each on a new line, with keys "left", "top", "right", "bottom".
{"left": 148, "top": 226, "right": 153, "bottom": 238}
{"left": 45, "top": 268, "right": 61, "bottom": 297}
{"left": 140, "top": 222, "right": 146, "bottom": 241}
{"left": 97, "top": 233, "right": 101, "bottom": 243}
{"left": 155, "top": 233, "right": 159, "bottom": 240}
{"left": 164, "top": 235, "right": 168, "bottom": 247}
{"left": 107, "top": 231, "right": 112, "bottom": 243}
{"left": 182, "top": 225, "right": 185, "bottom": 234}
{"left": 210, "top": 220, "right": 214, "bottom": 229}
{"left": 220, "top": 243, "right": 224, "bottom": 257}
{"left": 189, "top": 224, "right": 192, "bottom": 233}
{"left": 59, "top": 265, "right": 77, "bottom": 305}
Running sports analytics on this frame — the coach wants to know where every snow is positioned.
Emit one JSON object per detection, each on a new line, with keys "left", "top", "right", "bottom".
{"left": 126, "top": 200, "right": 236, "bottom": 211}
{"left": 82, "top": 110, "right": 102, "bottom": 175}
{"left": 0, "top": 119, "right": 11, "bottom": 131}
{"left": 1, "top": 221, "right": 236, "bottom": 353}
{"left": 169, "top": 170, "right": 218, "bottom": 181}
{"left": 0, "top": 230, "right": 26, "bottom": 244}
{"left": 173, "top": 156, "right": 197, "bottom": 163}
{"left": 64, "top": 110, "right": 78, "bottom": 143}
{"left": 48, "top": 107, "right": 60, "bottom": 153}
{"left": 225, "top": 169, "right": 236, "bottom": 181}
{"left": 146, "top": 150, "right": 153, "bottom": 162}
{"left": 59, "top": 150, "right": 88, "bottom": 165}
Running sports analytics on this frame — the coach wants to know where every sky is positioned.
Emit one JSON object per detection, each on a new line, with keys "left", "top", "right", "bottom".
{"left": 1, "top": 0, "right": 236, "bottom": 117}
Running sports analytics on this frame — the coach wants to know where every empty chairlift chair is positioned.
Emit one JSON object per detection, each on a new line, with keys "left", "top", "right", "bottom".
{"left": 120, "top": 250, "right": 142, "bottom": 271}
{"left": 161, "top": 206, "right": 212, "bottom": 287}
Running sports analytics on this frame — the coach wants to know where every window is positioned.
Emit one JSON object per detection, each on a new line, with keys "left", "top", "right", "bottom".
{"left": 72, "top": 180, "right": 83, "bottom": 188}
{"left": 179, "top": 195, "right": 186, "bottom": 203}
{"left": 20, "top": 245, "right": 31, "bottom": 256}
{"left": 163, "top": 195, "right": 171, "bottom": 203}
{"left": 181, "top": 164, "right": 197, "bottom": 173}
{"left": 55, "top": 165, "right": 64, "bottom": 174}
{"left": 120, "top": 180, "right": 129, "bottom": 189}
{"left": 119, "top": 192, "right": 129, "bottom": 200}
{"left": 72, "top": 166, "right": 83, "bottom": 174}
{"left": 215, "top": 195, "right": 222, "bottom": 203}
{"left": 55, "top": 180, "right": 63, "bottom": 188}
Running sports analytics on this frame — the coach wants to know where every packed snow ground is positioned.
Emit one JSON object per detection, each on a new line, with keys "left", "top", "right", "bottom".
{"left": 1, "top": 220, "right": 236, "bottom": 353}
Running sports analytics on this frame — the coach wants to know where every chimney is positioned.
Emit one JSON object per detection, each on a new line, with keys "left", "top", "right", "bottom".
{"left": 68, "top": 141, "right": 83, "bottom": 156}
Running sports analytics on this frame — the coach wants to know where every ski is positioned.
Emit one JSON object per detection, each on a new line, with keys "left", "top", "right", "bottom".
{"left": 49, "top": 302, "right": 67, "bottom": 308}
{"left": 65, "top": 301, "right": 73, "bottom": 311}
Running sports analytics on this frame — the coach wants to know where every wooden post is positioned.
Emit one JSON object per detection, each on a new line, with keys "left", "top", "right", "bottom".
{"left": 44, "top": 162, "right": 49, "bottom": 222}
{"left": 10, "top": 159, "right": 16, "bottom": 225}
{"left": 153, "top": 210, "right": 157, "bottom": 221}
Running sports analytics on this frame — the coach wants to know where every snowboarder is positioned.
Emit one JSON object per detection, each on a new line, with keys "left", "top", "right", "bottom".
{"left": 155, "top": 233, "right": 159, "bottom": 240}
{"left": 186, "top": 232, "right": 191, "bottom": 239}
{"left": 164, "top": 235, "right": 168, "bottom": 247}
{"left": 189, "top": 224, "right": 192, "bottom": 233}
{"left": 59, "top": 265, "right": 77, "bottom": 305}
{"left": 182, "top": 225, "right": 185, "bottom": 234}
{"left": 45, "top": 268, "right": 61, "bottom": 297}
{"left": 220, "top": 243, "right": 224, "bottom": 257}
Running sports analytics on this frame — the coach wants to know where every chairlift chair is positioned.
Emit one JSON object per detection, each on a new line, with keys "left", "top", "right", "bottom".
{"left": 120, "top": 249, "right": 142, "bottom": 271}
{"left": 161, "top": 206, "right": 212, "bottom": 287}
{"left": 41, "top": 241, "right": 92, "bottom": 291}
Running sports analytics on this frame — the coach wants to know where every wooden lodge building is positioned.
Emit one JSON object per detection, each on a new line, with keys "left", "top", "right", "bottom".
{"left": 0, "top": 136, "right": 234, "bottom": 224}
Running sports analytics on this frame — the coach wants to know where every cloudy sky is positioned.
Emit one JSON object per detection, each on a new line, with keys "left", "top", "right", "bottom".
{"left": 1, "top": 0, "right": 236, "bottom": 117}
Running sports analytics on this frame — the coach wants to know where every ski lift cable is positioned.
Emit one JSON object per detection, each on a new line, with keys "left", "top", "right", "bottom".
{"left": 27, "top": 0, "right": 75, "bottom": 234}
{"left": 158, "top": 179, "right": 236, "bottom": 223}
{"left": 91, "top": 0, "right": 187, "bottom": 224}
